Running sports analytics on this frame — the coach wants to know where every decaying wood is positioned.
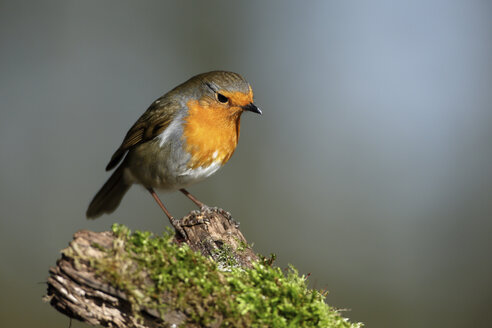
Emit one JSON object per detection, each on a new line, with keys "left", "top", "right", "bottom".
{"left": 44, "top": 208, "right": 257, "bottom": 328}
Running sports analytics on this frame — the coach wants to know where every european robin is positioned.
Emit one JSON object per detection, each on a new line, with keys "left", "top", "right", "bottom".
{"left": 86, "top": 71, "right": 261, "bottom": 236}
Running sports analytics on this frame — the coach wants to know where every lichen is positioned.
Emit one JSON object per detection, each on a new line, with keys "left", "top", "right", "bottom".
{"left": 86, "top": 223, "right": 362, "bottom": 328}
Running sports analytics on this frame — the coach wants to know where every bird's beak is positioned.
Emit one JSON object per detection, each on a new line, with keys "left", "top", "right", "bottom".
{"left": 242, "top": 103, "right": 262, "bottom": 115}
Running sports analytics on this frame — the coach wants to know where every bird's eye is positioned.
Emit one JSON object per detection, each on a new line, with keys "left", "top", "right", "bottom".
{"left": 216, "top": 93, "right": 229, "bottom": 103}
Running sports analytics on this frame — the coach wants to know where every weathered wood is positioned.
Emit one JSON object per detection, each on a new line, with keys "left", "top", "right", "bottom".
{"left": 179, "top": 208, "right": 257, "bottom": 268}
{"left": 44, "top": 208, "right": 257, "bottom": 328}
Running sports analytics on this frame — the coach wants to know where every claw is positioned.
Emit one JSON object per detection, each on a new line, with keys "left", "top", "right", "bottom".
{"left": 199, "top": 206, "right": 240, "bottom": 227}
{"left": 190, "top": 209, "right": 201, "bottom": 216}
{"left": 182, "top": 216, "right": 210, "bottom": 227}
{"left": 200, "top": 205, "right": 212, "bottom": 213}
{"left": 169, "top": 216, "right": 187, "bottom": 240}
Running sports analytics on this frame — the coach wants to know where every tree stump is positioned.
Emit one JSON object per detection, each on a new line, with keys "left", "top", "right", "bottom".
{"left": 44, "top": 208, "right": 361, "bottom": 328}
{"left": 45, "top": 209, "right": 256, "bottom": 327}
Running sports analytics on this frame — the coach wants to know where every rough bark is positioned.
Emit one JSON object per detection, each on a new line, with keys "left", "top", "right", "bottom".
{"left": 44, "top": 208, "right": 257, "bottom": 328}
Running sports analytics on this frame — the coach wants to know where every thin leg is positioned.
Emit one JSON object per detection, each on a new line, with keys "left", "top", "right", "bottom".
{"left": 147, "top": 187, "right": 186, "bottom": 238}
{"left": 180, "top": 188, "right": 238, "bottom": 227}
{"left": 180, "top": 188, "right": 206, "bottom": 209}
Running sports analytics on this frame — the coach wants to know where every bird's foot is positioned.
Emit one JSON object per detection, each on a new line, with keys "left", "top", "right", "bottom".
{"left": 168, "top": 216, "right": 188, "bottom": 240}
{"left": 183, "top": 210, "right": 211, "bottom": 226}
{"left": 199, "top": 205, "right": 240, "bottom": 228}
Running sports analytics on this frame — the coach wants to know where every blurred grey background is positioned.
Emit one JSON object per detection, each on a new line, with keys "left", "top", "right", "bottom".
{"left": 1, "top": 0, "right": 491, "bottom": 327}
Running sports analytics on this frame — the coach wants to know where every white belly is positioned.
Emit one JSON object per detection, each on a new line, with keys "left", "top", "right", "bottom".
{"left": 178, "top": 161, "right": 222, "bottom": 182}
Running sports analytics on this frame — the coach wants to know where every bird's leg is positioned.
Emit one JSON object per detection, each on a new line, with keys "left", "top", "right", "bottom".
{"left": 180, "top": 188, "right": 207, "bottom": 209}
{"left": 179, "top": 188, "right": 238, "bottom": 227}
{"left": 147, "top": 187, "right": 187, "bottom": 239}
{"left": 179, "top": 188, "right": 211, "bottom": 225}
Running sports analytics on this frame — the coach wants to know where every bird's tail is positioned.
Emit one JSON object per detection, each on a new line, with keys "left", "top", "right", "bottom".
{"left": 86, "top": 166, "right": 131, "bottom": 219}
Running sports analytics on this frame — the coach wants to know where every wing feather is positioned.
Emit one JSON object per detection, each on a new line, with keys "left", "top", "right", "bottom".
{"left": 105, "top": 99, "right": 179, "bottom": 171}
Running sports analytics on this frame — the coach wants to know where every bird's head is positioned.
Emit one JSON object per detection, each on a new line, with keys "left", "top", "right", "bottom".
{"left": 174, "top": 71, "right": 261, "bottom": 117}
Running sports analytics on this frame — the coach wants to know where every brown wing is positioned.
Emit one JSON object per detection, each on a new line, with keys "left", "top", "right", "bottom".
{"left": 105, "top": 98, "right": 179, "bottom": 171}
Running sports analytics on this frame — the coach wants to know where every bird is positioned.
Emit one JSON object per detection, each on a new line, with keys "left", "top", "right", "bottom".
{"left": 86, "top": 71, "right": 261, "bottom": 237}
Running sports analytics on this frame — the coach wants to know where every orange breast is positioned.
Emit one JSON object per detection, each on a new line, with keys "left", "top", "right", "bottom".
{"left": 182, "top": 99, "right": 241, "bottom": 169}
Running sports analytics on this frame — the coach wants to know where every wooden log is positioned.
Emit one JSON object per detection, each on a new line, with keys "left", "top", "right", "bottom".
{"left": 44, "top": 208, "right": 361, "bottom": 328}
{"left": 45, "top": 208, "right": 256, "bottom": 328}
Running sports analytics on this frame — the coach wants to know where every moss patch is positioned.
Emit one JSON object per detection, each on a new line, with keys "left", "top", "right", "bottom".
{"left": 87, "top": 224, "right": 362, "bottom": 328}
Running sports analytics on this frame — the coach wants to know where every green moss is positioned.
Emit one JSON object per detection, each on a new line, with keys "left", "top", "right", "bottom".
{"left": 87, "top": 224, "right": 362, "bottom": 328}
{"left": 212, "top": 243, "right": 240, "bottom": 269}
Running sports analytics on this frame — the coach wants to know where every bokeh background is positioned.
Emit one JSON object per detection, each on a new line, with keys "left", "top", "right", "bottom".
{"left": 1, "top": 1, "right": 491, "bottom": 327}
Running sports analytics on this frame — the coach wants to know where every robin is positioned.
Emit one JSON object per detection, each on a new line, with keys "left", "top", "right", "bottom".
{"left": 86, "top": 71, "right": 261, "bottom": 236}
